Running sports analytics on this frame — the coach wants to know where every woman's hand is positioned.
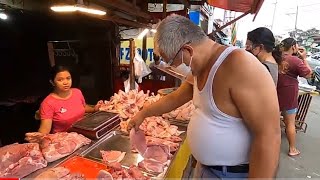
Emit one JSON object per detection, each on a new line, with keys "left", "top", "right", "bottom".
{"left": 298, "top": 47, "right": 307, "bottom": 60}
{"left": 94, "top": 104, "right": 101, "bottom": 112}
{"left": 25, "top": 132, "right": 45, "bottom": 143}
{"left": 85, "top": 104, "right": 99, "bottom": 113}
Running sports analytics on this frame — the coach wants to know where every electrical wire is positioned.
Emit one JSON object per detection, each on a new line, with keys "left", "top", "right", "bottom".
{"left": 299, "top": 3, "right": 320, "bottom": 8}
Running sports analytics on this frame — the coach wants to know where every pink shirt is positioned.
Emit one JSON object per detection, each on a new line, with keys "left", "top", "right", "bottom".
{"left": 40, "top": 88, "right": 86, "bottom": 133}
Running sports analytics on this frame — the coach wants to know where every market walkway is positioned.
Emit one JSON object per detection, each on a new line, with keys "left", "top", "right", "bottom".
{"left": 277, "top": 95, "right": 320, "bottom": 178}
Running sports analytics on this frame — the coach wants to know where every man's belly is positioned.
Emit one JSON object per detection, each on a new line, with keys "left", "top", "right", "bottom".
{"left": 187, "top": 109, "right": 251, "bottom": 166}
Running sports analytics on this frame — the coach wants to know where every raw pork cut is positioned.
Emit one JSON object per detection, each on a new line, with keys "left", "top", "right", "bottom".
{"left": 121, "top": 117, "right": 184, "bottom": 140}
{"left": 128, "top": 166, "right": 145, "bottom": 179}
{"left": 162, "top": 100, "right": 195, "bottom": 121}
{"left": 0, "top": 143, "right": 47, "bottom": 178}
{"left": 97, "top": 170, "right": 113, "bottom": 180}
{"left": 130, "top": 129, "right": 147, "bottom": 154}
{"left": 107, "top": 162, "right": 122, "bottom": 171}
{"left": 129, "top": 126, "right": 181, "bottom": 153}
{"left": 41, "top": 132, "right": 91, "bottom": 162}
{"left": 106, "top": 162, "right": 149, "bottom": 180}
{"left": 100, "top": 150, "right": 126, "bottom": 163}
{"left": 97, "top": 90, "right": 194, "bottom": 121}
{"left": 140, "top": 117, "right": 185, "bottom": 138}
{"left": 143, "top": 144, "right": 171, "bottom": 163}
{"left": 138, "top": 159, "right": 165, "bottom": 173}
{"left": 26, "top": 132, "right": 91, "bottom": 162}
{"left": 130, "top": 129, "right": 171, "bottom": 174}
{"left": 146, "top": 136, "right": 180, "bottom": 153}
{"left": 35, "top": 167, "right": 85, "bottom": 180}
{"left": 98, "top": 90, "right": 152, "bottom": 119}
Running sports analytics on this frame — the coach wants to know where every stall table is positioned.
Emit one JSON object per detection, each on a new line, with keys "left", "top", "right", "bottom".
{"left": 281, "top": 90, "right": 318, "bottom": 133}
{"left": 25, "top": 128, "right": 190, "bottom": 179}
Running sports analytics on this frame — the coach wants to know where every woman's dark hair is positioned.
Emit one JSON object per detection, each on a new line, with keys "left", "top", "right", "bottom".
{"left": 279, "top": 37, "right": 297, "bottom": 52}
{"left": 272, "top": 44, "right": 283, "bottom": 65}
{"left": 50, "top": 65, "right": 71, "bottom": 81}
{"left": 247, "top": 27, "right": 275, "bottom": 53}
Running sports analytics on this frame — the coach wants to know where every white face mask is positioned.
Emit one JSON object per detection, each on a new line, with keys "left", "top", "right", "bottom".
{"left": 171, "top": 51, "right": 192, "bottom": 78}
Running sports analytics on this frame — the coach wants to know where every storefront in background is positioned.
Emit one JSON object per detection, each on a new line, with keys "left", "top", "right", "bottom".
{"left": 120, "top": 37, "right": 154, "bottom": 65}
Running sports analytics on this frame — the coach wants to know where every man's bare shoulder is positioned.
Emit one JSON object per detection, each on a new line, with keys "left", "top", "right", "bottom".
{"left": 224, "top": 49, "right": 271, "bottom": 81}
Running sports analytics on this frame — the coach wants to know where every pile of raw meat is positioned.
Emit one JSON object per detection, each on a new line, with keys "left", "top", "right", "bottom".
{"left": 35, "top": 167, "right": 85, "bottom": 180}
{"left": 146, "top": 136, "right": 180, "bottom": 153}
{"left": 26, "top": 132, "right": 91, "bottom": 162}
{"left": 97, "top": 89, "right": 195, "bottom": 121}
{"left": 162, "top": 100, "right": 195, "bottom": 121}
{"left": 100, "top": 150, "right": 126, "bottom": 163}
{"left": 97, "top": 90, "right": 159, "bottom": 119}
{"left": 130, "top": 129, "right": 171, "bottom": 173}
{"left": 36, "top": 165, "right": 148, "bottom": 180}
{"left": 104, "top": 162, "right": 149, "bottom": 180}
{"left": 0, "top": 143, "right": 47, "bottom": 178}
{"left": 0, "top": 132, "right": 91, "bottom": 178}
{"left": 120, "top": 117, "right": 184, "bottom": 141}
{"left": 99, "top": 150, "right": 149, "bottom": 180}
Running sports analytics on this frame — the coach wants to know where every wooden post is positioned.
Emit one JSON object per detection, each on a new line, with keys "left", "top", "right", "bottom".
{"left": 129, "top": 39, "right": 136, "bottom": 90}
{"left": 142, "top": 35, "right": 147, "bottom": 61}
{"left": 47, "top": 42, "right": 55, "bottom": 67}
{"left": 163, "top": 0, "right": 167, "bottom": 19}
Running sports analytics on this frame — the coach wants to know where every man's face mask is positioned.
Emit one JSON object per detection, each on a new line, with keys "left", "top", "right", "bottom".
{"left": 171, "top": 50, "right": 192, "bottom": 77}
{"left": 165, "top": 42, "right": 193, "bottom": 78}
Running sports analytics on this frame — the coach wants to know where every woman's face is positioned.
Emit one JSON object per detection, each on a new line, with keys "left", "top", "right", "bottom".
{"left": 245, "top": 40, "right": 262, "bottom": 57}
{"left": 53, "top": 71, "right": 72, "bottom": 92}
{"left": 292, "top": 44, "right": 299, "bottom": 55}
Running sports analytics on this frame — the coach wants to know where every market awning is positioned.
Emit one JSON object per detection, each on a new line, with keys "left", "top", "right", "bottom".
{"left": 206, "top": 0, "right": 264, "bottom": 33}
{"left": 206, "top": 0, "right": 264, "bottom": 15}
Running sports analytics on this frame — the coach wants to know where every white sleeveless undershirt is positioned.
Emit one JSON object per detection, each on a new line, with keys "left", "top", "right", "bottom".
{"left": 187, "top": 47, "right": 252, "bottom": 166}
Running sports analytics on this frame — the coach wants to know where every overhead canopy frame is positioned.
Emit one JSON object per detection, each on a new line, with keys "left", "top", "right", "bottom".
{"left": 206, "top": 0, "right": 264, "bottom": 32}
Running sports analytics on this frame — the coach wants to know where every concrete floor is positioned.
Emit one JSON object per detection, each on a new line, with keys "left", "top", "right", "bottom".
{"left": 277, "top": 95, "right": 320, "bottom": 178}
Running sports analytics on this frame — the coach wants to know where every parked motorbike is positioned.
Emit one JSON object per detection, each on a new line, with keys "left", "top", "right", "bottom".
{"left": 307, "top": 66, "right": 320, "bottom": 91}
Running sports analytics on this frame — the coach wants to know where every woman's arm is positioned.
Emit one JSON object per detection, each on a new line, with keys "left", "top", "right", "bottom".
{"left": 85, "top": 104, "right": 98, "bottom": 113}
{"left": 38, "top": 119, "right": 52, "bottom": 134}
{"left": 298, "top": 47, "right": 312, "bottom": 78}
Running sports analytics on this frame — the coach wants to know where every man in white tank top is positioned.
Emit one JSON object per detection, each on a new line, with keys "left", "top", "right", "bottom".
{"left": 128, "top": 14, "right": 281, "bottom": 179}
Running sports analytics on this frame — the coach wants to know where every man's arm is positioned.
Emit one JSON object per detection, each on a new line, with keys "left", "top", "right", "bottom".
{"left": 229, "top": 51, "right": 281, "bottom": 178}
{"left": 128, "top": 81, "right": 193, "bottom": 130}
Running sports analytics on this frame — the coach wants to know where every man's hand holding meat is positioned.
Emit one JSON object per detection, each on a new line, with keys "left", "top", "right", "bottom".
{"left": 127, "top": 82, "right": 193, "bottom": 132}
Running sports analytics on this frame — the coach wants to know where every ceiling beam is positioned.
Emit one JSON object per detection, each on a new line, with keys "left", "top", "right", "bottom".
{"left": 94, "top": 0, "right": 152, "bottom": 20}
{"left": 146, "top": 0, "right": 202, "bottom": 5}
{"left": 178, "top": 0, "right": 190, "bottom": 8}
{"left": 98, "top": 15, "right": 150, "bottom": 28}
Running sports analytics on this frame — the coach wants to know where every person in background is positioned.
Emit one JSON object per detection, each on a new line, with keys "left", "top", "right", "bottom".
{"left": 246, "top": 27, "right": 279, "bottom": 85}
{"left": 276, "top": 38, "right": 312, "bottom": 156}
{"left": 149, "top": 53, "right": 165, "bottom": 68}
{"left": 128, "top": 14, "right": 280, "bottom": 178}
{"left": 35, "top": 65, "right": 98, "bottom": 134}
{"left": 149, "top": 53, "right": 166, "bottom": 81}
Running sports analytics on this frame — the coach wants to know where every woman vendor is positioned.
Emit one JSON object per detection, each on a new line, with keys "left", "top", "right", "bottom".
{"left": 35, "top": 65, "right": 98, "bottom": 134}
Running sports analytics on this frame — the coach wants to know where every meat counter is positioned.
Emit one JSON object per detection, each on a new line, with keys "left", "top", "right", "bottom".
{"left": 25, "top": 121, "right": 190, "bottom": 179}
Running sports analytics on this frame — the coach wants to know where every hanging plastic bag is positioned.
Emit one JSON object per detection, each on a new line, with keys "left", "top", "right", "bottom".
{"left": 124, "top": 78, "right": 139, "bottom": 93}
{"left": 134, "top": 49, "right": 152, "bottom": 83}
